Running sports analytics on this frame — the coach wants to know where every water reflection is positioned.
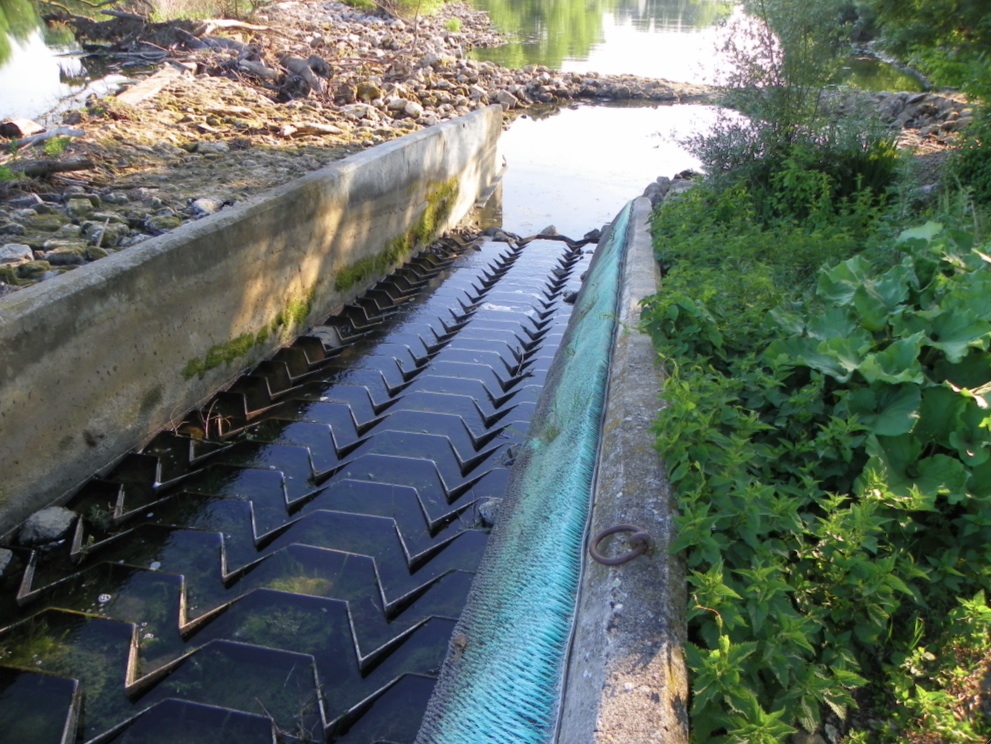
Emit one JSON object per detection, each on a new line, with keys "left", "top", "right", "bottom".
{"left": 0, "top": 0, "right": 124, "bottom": 123}
{"left": 834, "top": 55, "right": 925, "bottom": 93}
{"left": 472, "top": 0, "right": 733, "bottom": 80}
{"left": 496, "top": 103, "right": 718, "bottom": 236}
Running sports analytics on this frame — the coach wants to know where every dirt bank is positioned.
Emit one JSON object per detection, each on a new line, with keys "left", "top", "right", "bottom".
{"left": 0, "top": 0, "right": 712, "bottom": 295}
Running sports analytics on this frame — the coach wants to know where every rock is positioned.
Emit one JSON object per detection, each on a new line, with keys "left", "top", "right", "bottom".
{"left": 82, "top": 220, "right": 129, "bottom": 248}
{"left": 478, "top": 498, "right": 501, "bottom": 527}
{"left": 538, "top": 225, "right": 559, "bottom": 237}
{"left": 0, "top": 243, "right": 32, "bottom": 265}
{"left": 195, "top": 140, "right": 229, "bottom": 154}
{"left": 87, "top": 246, "right": 110, "bottom": 260}
{"left": 103, "top": 192, "right": 130, "bottom": 205}
{"left": 18, "top": 506, "right": 77, "bottom": 546}
{"left": 0, "top": 548, "right": 12, "bottom": 577}
{"left": 55, "top": 223, "right": 83, "bottom": 239}
{"left": 144, "top": 214, "right": 183, "bottom": 234}
{"left": 403, "top": 100, "right": 424, "bottom": 118}
{"left": 16, "top": 260, "right": 51, "bottom": 278}
{"left": 0, "top": 222, "right": 26, "bottom": 236}
{"left": 357, "top": 81, "right": 383, "bottom": 101}
{"left": 7, "top": 193, "right": 43, "bottom": 209}
{"left": 25, "top": 213, "right": 68, "bottom": 232}
{"left": 189, "top": 197, "right": 225, "bottom": 217}
{"left": 495, "top": 90, "right": 519, "bottom": 110}
{"left": 42, "top": 241, "right": 88, "bottom": 265}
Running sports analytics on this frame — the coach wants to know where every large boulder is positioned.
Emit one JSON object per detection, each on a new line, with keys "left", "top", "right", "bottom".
{"left": 18, "top": 506, "right": 77, "bottom": 546}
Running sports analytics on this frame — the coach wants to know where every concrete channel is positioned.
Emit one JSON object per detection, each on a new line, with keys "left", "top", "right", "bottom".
{"left": 0, "top": 107, "right": 685, "bottom": 743}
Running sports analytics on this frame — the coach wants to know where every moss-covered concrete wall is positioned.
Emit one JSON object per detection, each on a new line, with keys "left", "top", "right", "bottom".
{"left": 0, "top": 106, "right": 502, "bottom": 534}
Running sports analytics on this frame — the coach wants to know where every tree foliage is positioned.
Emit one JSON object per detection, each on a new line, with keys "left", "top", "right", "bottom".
{"left": 866, "top": 0, "right": 991, "bottom": 98}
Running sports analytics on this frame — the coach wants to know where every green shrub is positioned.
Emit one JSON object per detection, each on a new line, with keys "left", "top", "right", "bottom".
{"left": 647, "top": 210, "right": 991, "bottom": 741}
{"left": 948, "top": 110, "right": 991, "bottom": 208}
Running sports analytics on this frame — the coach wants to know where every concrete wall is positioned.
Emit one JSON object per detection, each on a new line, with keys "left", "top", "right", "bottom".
{"left": 0, "top": 106, "right": 503, "bottom": 534}
{"left": 556, "top": 197, "right": 688, "bottom": 743}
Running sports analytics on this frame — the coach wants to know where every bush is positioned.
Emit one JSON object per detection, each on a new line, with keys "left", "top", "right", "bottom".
{"left": 948, "top": 110, "right": 991, "bottom": 208}
{"left": 647, "top": 207, "right": 991, "bottom": 741}
{"left": 692, "top": 0, "right": 899, "bottom": 225}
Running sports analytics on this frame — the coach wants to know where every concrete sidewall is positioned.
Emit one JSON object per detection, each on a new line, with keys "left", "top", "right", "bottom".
{"left": 0, "top": 106, "right": 503, "bottom": 533}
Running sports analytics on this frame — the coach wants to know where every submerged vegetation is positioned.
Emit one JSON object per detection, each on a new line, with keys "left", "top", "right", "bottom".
{"left": 646, "top": 0, "right": 991, "bottom": 740}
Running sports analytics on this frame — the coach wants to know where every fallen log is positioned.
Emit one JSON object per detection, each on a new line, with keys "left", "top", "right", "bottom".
{"left": 9, "top": 158, "right": 95, "bottom": 177}
{"left": 0, "top": 119, "right": 45, "bottom": 139}
{"left": 238, "top": 59, "right": 279, "bottom": 81}
{"left": 116, "top": 64, "right": 188, "bottom": 105}
{"left": 199, "top": 18, "right": 270, "bottom": 33}
{"left": 12, "top": 127, "right": 85, "bottom": 151}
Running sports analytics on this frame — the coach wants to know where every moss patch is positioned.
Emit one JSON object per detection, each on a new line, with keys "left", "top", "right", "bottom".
{"left": 334, "top": 176, "right": 459, "bottom": 292}
{"left": 271, "top": 288, "right": 315, "bottom": 339}
{"left": 183, "top": 330, "right": 265, "bottom": 380}
{"left": 183, "top": 285, "right": 317, "bottom": 379}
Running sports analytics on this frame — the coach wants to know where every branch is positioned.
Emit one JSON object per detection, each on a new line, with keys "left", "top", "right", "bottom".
{"left": 9, "top": 158, "right": 95, "bottom": 177}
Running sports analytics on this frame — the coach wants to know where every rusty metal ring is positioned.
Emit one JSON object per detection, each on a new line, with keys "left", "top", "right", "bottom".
{"left": 589, "top": 524, "right": 655, "bottom": 566}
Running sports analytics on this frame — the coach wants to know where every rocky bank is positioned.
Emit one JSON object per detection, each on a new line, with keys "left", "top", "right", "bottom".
{"left": 0, "top": 0, "right": 972, "bottom": 296}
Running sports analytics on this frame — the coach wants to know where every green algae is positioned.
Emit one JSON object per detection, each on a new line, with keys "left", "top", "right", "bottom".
{"left": 335, "top": 177, "right": 459, "bottom": 293}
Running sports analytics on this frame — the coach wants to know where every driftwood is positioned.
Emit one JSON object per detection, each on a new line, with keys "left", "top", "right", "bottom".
{"left": 9, "top": 158, "right": 94, "bottom": 177}
{"left": 100, "top": 9, "right": 148, "bottom": 21}
{"left": 199, "top": 18, "right": 270, "bottom": 33}
{"left": 282, "top": 56, "right": 325, "bottom": 95}
{"left": 238, "top": 59, "right": 279, "bottom": 81}
{"left": 282, "top": 122, "right": 344, "bottom": 137}
{"left": 13, "top": 127, "right": 85, "bottom": 151}
{"left": 0, "top": 119, "right": 45, "bottom": 139}
{"left": 115, "top": 64, "right": 188, "bottom": 105}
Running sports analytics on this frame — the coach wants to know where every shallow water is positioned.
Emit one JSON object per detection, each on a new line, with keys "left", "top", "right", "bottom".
{"left": 494, "top": 103, "right": 719, "bottom": 236}
{"left": 0, "top": 25, "right": 126, "bottom": 124}
{"left": 472, "top": 0, "right": 735, "bottom": 81}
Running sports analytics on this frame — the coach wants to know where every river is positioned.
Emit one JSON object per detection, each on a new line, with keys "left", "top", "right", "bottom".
{"left": 1, "top": 0, "right": 925, "bottom": 236}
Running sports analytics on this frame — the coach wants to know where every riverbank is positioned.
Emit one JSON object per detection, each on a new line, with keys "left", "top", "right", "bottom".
{"left": 0, "top": 0, "right": 973, "bottom": 297}
{"left": 0, "top": 0, "right": 711, "bottom": 295}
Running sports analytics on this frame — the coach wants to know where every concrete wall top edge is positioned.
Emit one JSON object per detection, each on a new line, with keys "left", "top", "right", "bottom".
{"left": 0, "top": 105, "right": 503, "bottom": 327}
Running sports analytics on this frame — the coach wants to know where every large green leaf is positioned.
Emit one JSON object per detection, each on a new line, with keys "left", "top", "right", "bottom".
{"left": 817, "top": 256, "right": 871, "bottom": 306}
{"left": 915, "top": 385, "right": 969, "bottom": 447}
{"left": 895, "top": 304, "right": 991, "bottom": 364}
{"left": 932, "top": 349, "right": 991, "bottom": 388}
{"left": 895, "top": 221, "right": 943, "bottom": 246}
{"left": 858, "top": 333, "right": 925, "bottom": 385}
{"left": 862, "top": 434, "right": 969, "bottom": 506}
{"left": 850, "top": 262, "right": 916, "bottom": 332}
{"left": 839, "top": 384, "right": 921, "bottom": 437}
{"left": 805, "top": 306, "right": 867, "bottom": 342}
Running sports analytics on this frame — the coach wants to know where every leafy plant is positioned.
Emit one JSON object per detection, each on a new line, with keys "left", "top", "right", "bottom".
{"left": 42, "top": 136, "right": 70, "bottom": 158}
{"left": 691, "top": 0, "right": 899, "bottom": 224}
{"left": 647, "top": 207, "right": 991, "bottom": 740}
{"left": 948, "top": 111, "right": 991, "bottom": 208}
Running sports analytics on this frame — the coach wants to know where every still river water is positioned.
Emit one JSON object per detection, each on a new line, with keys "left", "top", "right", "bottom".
{"left": 0, "top": 0, "right": 924, "bottom": 234}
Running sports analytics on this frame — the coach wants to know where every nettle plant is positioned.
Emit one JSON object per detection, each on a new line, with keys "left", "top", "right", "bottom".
{"left": 646, "top": 222, "right": 991, "bottom": 741}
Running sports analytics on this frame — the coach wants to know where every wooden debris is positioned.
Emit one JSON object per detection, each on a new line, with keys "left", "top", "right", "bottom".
{"left": 116, "top": 64, "right": 189, "bottom": 106}
{"left": 0, "top": 119, "right": 45, "bottom": 139}
{"left": 11, "top": 127, "right": 85, "bottom": 152}
{"left": 282, "top": 122, "right": 344, "bottom": 137}
{"left": 9, "top": 158, "right": 94, "bottom": 177}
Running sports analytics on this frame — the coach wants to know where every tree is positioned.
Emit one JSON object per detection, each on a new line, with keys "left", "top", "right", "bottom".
{"left": 866, "top": 0, "right": 991, "bottom": 98}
